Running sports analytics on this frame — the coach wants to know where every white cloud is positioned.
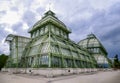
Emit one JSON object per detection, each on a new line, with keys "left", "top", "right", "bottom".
{"left": 90, "top": 0, "right": 120, "bottom": 10}
{"left": 0, "top": 0, "right": 11, "bottom": 11}
{"left": 0, "top": 11, "right": 21, "bottom": 25}
{"left": 4, "top": 27, "right": 16, "bottom": 34}
{"left": 0, "top": 0, "right": 120, "bottom": 58}
{"left": 30, "top": 0, "right": 47, "bottom": 12}
{"left": 22, "top": 23, "right": 29, "bottom": 30}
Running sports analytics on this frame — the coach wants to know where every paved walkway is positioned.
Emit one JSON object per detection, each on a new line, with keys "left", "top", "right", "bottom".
{"left": 0, "top": 70, "right": 120, "bottom": 83}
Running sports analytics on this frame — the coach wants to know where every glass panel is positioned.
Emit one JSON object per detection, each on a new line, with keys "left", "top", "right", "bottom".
{"left": 31, "top": 33, "right": 34, "bottom": 38}
{"left": 51, "top": 25, "right": 54, "bottom": 33}
{"left": 69, "top": 44, "right": 74, "bottom": 49}
{"left": 51, "top": 46, "right": 54, "bottom": 53}
{"left": 94, "top": 48, "right": 99, "bottom": 53}
{"left": 51, "top": 56, "right": 61, "bottom": 67}
{"left": 36, "top": 30, "right": 39, "bottom": 36}
{"left": 50, "top": 36, "right": 55, "bottom": 42}
{"left": 40, "top": 28, "right": 44, "bottom": 35}
{"left": 31, "top": 57, "right": 37, "bottom": 67}
{"left": 86, "top": 56, "right": 89, "bottom": 61}
{"left": 64, "top": 33, "right": 67, "bottom": 38}
{"left": 98, "top": 56, "right": 104, "bottom": 63}
{"left": 61, "top": 30, "right": 64, "bottom": 37}
{"left": 51, "top": 45, "right": 60, "bottom": 54}
{"left": 29, "top": 45, "right": 39, "bottom": 55}
{"left": 55, "top": 46, "right": 60, "bottom": 54}
{"left": 28, "top": 57, "right": 34, "bottom": 67}
{"left": 75, "top": 60, "right": 81, "bottom": 67}
{"left": 34, "top": 32, "right": 36, "bottom": 37}
{"left": 72, "top": 51, "right": 78, "bottom": 58}
{"left": 63, "top": 32, "right": 66, "bottom": 38}
{"left": 82, "top": 61, "right": 87, "bottom": 67}
{"left": 64, "top": 58, "right": 73, "bottom": 67}
{"left": 33, "top": 36, "right": 44, "bottom": 46}
{"left": 56, "top": 28, "right": 59, "bottom": 35}
{"left": 39, "top": 28, "right": 41, "bottom": 35}
{"left": 80, "top": 54, "right": 85, "bottom": 60}
{"left": 45, "top": 25, "right": 48, "bottom": 33}
{"left": 41, "top": 55, "right": 48, "bottom": 65}
{"left": 61, "top": 48, "right": 71, "bottom": 56}
{"left": 57, "top": 39, "right": 66, "bottom": 45}
{"left": 32, "top": 32, "right": 35, "bottom": 38}
{"left": 41, "top": 43, "right": 49, "bottom": 54}
{"left": 81, "top": 40, "right": 87, "bottom": 48}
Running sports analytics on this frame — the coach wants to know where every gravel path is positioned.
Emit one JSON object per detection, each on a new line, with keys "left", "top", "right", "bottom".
{"left": 0, "top": 70, "right": 120, "bottom": 83}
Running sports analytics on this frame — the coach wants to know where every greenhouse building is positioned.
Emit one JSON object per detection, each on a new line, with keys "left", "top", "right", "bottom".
{"left": 78, "top": 34, "right": 110, "bottom": 68}
{"left": 4, "top": 10, "right": 110, "bottom": 76}
{"left": 5, "top": 34, "right": 30, "bottom": 67}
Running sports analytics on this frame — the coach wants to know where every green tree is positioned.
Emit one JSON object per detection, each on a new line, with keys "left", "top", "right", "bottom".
{"left": 0, "top": 54, "right": 8, "bottom": 71}
{"left": 113, "top": 54, "right": 120, "bottom": 69}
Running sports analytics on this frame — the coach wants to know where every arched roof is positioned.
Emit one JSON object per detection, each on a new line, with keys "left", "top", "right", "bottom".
{"left": 78, "top": 34, "right": 107, "bottom": 54}
{"left": 5, "top": 34, "right": 30, "bottom": 42}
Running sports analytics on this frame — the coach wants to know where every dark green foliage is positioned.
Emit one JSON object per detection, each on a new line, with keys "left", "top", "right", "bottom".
{"left": 0, "top": 54, "right": 8, "bottom": 70}
{"left": 113, "top": 54, "right": 120, "bottom": 69}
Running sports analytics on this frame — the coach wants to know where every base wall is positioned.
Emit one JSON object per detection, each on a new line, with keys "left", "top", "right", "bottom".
{"left": 2, "top": 68, "right": 100, "bottom": 77}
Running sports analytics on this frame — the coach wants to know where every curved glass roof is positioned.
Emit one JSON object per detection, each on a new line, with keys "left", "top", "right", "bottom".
{"left": 78, "top": 34, "right": 107, "bottom": 54}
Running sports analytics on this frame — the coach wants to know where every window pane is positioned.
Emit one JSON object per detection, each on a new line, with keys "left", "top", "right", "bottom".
{"left": 72, "top": 51, "right": 78, "bottom": 58}
{"left": 41, "top": 55, "right": 48, "bottom": 65}
{"left": 61, "top": 48, "right": 71, "bottom": 56}
{"left": 51, "top": 56, "right": 61, "bottom": 67}
{"left": 41, "top": 43, "right": 49, "bottom": 54}
{"left": 29, "top": 45, "right": 39, "bottom": 55}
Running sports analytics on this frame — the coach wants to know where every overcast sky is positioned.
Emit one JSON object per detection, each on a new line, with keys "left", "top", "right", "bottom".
{"left": 0, "top": 0, "right": 120, "bottom": 59}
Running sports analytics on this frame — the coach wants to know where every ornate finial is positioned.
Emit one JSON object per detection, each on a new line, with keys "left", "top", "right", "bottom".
{"left": 44, "top": 0, "right": 55, "bottom": 16}
{"left": 49, "top": 2, "right": 51, "bottom": 10}
{"left": 45, "top": 0, "right": 52, "bottom": 11}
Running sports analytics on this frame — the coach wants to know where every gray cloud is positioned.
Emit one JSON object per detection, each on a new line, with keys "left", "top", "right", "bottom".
{"left": 0, "top": 11, "right": 7, "bottom": 15}
{"left": 0, "top": 0, "right": 120, "bottom": 59}
{"left": 10, "top": 7, "right": 18, "bottom": 11}
{"left": 0, "top": 24, "right": 9, "bottom": 38}
{"left": 58, "top": 1, "right": 120, "bottom": 59}
{"left": 11, "top": 22, "right": 29, "bottom": 37}
{"left": 22, "top": 10, "right": 36, "bottom": 27}
{"left": 12, "top": 22, "right": 23, "bottom": 31}
{"left": 36, "top": 7, "right": 45, "bottom": 14}
{"left": 108, "top": 2, "right": 120, "bottom": 15}
{"left": 22, "top": 0, "right": 32, "bottom": 8}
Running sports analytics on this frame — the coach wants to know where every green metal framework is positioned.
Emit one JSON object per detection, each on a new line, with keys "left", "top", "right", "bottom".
{"left": 78, "top": 34, "right": 110, "bottom": 68}
{"left": 20, "top": 10, "right": 97, "bottom": 68}
{"left": 5, "top": 34, "right": 30, "bottom": 67}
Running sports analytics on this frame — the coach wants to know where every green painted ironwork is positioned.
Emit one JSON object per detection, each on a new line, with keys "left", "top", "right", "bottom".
{"left": 20, "top": 10, "right": 97, "bottom": 68}
{"left": 6, "top": 10, "right": 98, "bottom": 68}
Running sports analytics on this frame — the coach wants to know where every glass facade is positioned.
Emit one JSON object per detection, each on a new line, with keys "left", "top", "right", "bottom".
{"left": 6, "top": 10, "right": 98, "bottom": 68}
{"left": 78, "top": 34, "right": 110, "bottom": 68}
{"left": 20, "top": 10, "right": 97, "bottom": 68}
{"left": 5, "top": 34, "right": 30, "bottom": 67}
